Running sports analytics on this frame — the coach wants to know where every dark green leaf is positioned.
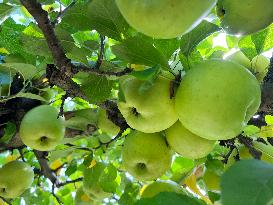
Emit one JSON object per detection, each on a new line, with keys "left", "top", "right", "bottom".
{"left": 0, "top": 122, "right": 16, "bottom": 144}
{"left": 130, "top": 65, "right": 161, "bottom": 81}
{"left": 65, "top": 159, "right": 78, "bottom": 176}
{"left": 221, "top": 159, "right": 273, "bottom": 205}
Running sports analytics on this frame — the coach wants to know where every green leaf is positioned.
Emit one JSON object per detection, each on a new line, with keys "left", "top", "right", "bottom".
{"left": 265, "top": 115, "right": 273, "bottom": 125}
{"left": 112, "top": 37, "right": 169, "bottom": 69}
{"left": 171, "top": 156, "right": 195, "bottom": 182}
{"left": 0, "top": 4, "right": 13, "bottom": 20}
{"left": 135, "top": 192, "right": 206, "bottom": 205}
{"left": 0, "top": 122, "right": 16, "bottom": 144}
{"left": 130, "top": 65, "right": 161, "bottom": 81}
{"left": 180, "top": 20, "right": 220, "bottom": 57}
{"left": 16, "top": 92, "right": 47, "bottom": 102}
{"left": 65, "top": 159, "right": 78, "bottom": 176}
{"left": 83, "top": 153, "right": 93, "bottom": 167}
{"left": 99, "top": 163, "right": 118, "bottom": 193}
{"left": 87, "top": 0, "right": 130, "bottom": 40}
{"left": 79, "top": 73, "right": 115, "bottom": 104}
{"left": 153, "top": 38, "right": 180, "bottom": 59}
{"left": 221, "top": 159, "right": 273, "bottom": 205}
{"left": 239, "top": 25, "right": 273, "bottom": 59}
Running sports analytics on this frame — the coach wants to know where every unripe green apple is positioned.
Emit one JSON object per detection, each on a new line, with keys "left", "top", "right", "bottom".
{"left": 116, "top": 0, "right": 216, "bottom": 39}
{"left": 97, "top": 109, "right": 120, "bottom": 136}
{"left": 226, "top": 51, "right": 270, "bottom": 82}
{"left": 122, "top": 131, "right": 172, "bottom": 181}
{"left": 217, "top": 0, "right": 273, "bottom": 35}
{"left": 83, "top": 162, "right": 112, "bottom": 201}
{"left": 140, "top": 180, "right": 185, "bottom": 198}
{"left": 118, "top": 75, "right": 178, "bottom": 133}
{"left": 175, "top": 59, "right": 261, "bottom": 140}
{"left": 20, "top": 105, "right": 65, "bottom": 151}
{"left": 165, "top": 121, "right": 216, "bottom": 159}
{"left": 0, "top": 161, "right": 34, "bottom": 198}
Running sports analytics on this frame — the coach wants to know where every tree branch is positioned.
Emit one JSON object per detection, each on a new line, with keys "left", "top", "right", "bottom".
{"left": 57, "top": 177, "right": 83, "bottom": 187}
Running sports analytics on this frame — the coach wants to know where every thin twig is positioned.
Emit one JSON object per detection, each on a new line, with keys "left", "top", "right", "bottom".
{"left": 57, "top": 177, "right": 83, "bottom": 187}
{"left": 52, "top": 184, "right": 63, "bottom": 205}
{"left": 0, "top": 196, "right": 12, "bottom": 205}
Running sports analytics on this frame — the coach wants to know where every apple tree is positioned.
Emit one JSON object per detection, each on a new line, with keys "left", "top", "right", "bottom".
{"left": 0, "top": 0, "right": 272, "bottom": 205}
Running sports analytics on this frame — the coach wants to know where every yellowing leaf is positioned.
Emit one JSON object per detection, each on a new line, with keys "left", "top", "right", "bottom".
{"left": 257, "top": 125, "right": 273, "bottom": 138}
{"left": 50, "top": 159, "right": 63, "bottom": 170}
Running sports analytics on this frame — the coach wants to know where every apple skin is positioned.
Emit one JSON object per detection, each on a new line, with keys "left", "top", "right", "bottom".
{"left": 226, "top": 51, "right": 270, "bottom": 82}
{"left": 0, "top": 161, "right": 34, "bottom": 198}
{"left": 175, "top": 59, "right": 261, "bottom": 140}
{"left": 97, "top": 109, "right": 120, "bottom": 136}
{"left": 83, "top": 162, "right": 112, "bottom": 201}
{"left": 118, "top": 75, "right": 178, "bottom": 133}
{"left": 217, "top": 0, "right": 273, "bottom": 35}
{"left": 165, "top": 121, "right": 216, "bottom": 159}
{"left": 20, "top": 105, "right": 65, "bottom": 151}
{"left": 141, "top": 180, "right": 185, "bottom": 198}
{"left": 122, "top": 131, "right": 172, "bottom": 181}
{"left": 116, "top": 0, "right": 216, "bottom": 39}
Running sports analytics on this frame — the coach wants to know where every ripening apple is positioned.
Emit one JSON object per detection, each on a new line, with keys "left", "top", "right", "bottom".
{"left": 83, "top": 162, "right": 112, "bottom": 201}
{"left": 118, "top": 75, "right": 178, "bottom": 133}
{"left": 20, "top": 105, "right": 65, "bottom": 151}
{"left": 165, "top": 121, "right": 216, "bottom": 159}
{"left": 115, "top": 0, "right": 217, "bottom": 39}
{"left": 226, "top": 51, "right": 270, "bottom": 82}
{"left": 97, "top": 109, "right": 120, "bottom": 136}
{"left": 217, "top": 0, "right": 273, "bottom": 35}
{"left": 140, "top": 180, "right": 185, "bottom": 198}
{"left": 122, "top": 131, "right": 172, "bottom": 181}
{"left": 0, "top": 161, "right": 34, "bottom": 198}
{"left": 175, "top": 59, "right": 261, "bottom": 140}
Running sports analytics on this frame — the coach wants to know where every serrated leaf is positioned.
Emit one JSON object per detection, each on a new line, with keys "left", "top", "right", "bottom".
{"left": 87, "top": 0, "right": 130, "bottom": 40}
{"left": 112, "top": 37, "right": 168, "bottom": 69}
{"left": 135, "top": 192, "right": 206, "bottom": 205}
{"left": 0, "top": 122, "right": 16, "bottom": 144}
{"left": 221, "top": 160, "right": 273, "bottom": 205}
{"left": 80, "top": 73, "right": 114, "bottom": 104}
{"left": 239, "top": 25, "right": 273, "bottom": 59}
{"left": 180, "top": 20, "right": 220, "bottom": 57}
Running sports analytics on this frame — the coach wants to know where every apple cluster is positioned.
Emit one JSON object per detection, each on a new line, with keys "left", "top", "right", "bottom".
{"left": 118, "top": 59, "right": 261, "bottom": 181}
{"left": 116, "top": 0, "right": 273, "bottom": 39}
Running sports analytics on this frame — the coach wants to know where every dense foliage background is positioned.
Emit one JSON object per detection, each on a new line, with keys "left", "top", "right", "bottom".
{"left": 0, "top": 0, "right": 272, "bottom": 205}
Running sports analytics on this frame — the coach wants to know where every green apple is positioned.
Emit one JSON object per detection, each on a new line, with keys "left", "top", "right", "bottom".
{"left": 20, "top": 105, "right": 65, "bottom": 151}
{"left": 122, "top": 131, "right": 172, "bottom": 181}
{"left": 118, "top": 75, "right": 178, "bottom": 133}
{"left": 116, "top": 0, "right": 216, "bottom": 39}
{"left": 0, "top": 161, "right": 34, "bottom": 198}
{"left": 175, "top": 59, "right": 261, "bottom": 140}
{"left": 165, "top": 121, "right": 216, "bottom": 159}
{"left": 83, "top": 162, "right": 112, "bottom": 201}
{"left": 217, "top": 0, "right": 273, "bottom": 35}
{"left": 203, "top": 169, "right": 220, "bottom": 191}
{"left": 141, "top": 180, "right": 185, "bottom": 198}
{"left": 97, "top": 109, "right": 120, "bottom": 136}
{"left": 226, "top": 51, "right": 270, "bottom": 82}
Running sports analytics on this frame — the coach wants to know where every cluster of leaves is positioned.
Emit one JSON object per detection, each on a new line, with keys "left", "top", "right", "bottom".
{"left": 0, "top": 0, "right": 272, "bottom": 205}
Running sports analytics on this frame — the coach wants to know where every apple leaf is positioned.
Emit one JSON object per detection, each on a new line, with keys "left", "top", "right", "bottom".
{"left": 0, "top": 4, "right": 13, "bottom": 20}
{"left": 0, "top": 122, "right": 16, "bottom": 144}
{"left": 239, "top": 25, "right": 273, "bottom": 59}
{"left": 153, "top": 38, "right": 180, "bottom": 59}
{"left": 65, "top": 159, "right": 78, "bottom": 176}
{"left": 221, "top": 159, "right": 273, "bottom": 205}
{"left": 180, "top": 20, "right": 220, "bottom": 57}
{"left": 135, "top": 192, "right": 206, "bottom": 205}
{"left": 171, "top": 156, "right": 195, "bottom": 182}
{"left": 112, "top": 36, "right": 169, "bottom": 70}
{"left": 130, "top": 65, "right": 161, "bottom": 81}
{"left": 79, "top": 73, "right": 115, "bottom": 104}
{"left": 265, "top": 115, "right": 273, "bottom": 125}
{"left": 86, "top": 0, "right": 130, "bottom": 40}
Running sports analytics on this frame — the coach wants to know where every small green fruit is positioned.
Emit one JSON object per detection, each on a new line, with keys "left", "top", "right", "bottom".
{"left": 118, "top": 75, "right": 178, "bottom": 133}
{"left": 217, "top": 0, "right": 273, "bottom": 35}
{"left": 116, "top": 0, "right": 216, "bottom": 39}
{"left": 0, "top": 161, "right": 34, "bottom": 198}
{"left": 20, "top": 105, "right": 65, "bottom": 151}
{"left": 97, "top": 109, "right": 120, "bottom": 136}
{"left": 165, "top": 121, "right": 216, "bottom": 159}
{"left": 122, "top": 131, "right": 172, "bottom": 181}
{"left": 175, "top": 59, "right": 261, "bottom": 140}
{"left": 141, "top": 180, "right": 185, "bottom": 198}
